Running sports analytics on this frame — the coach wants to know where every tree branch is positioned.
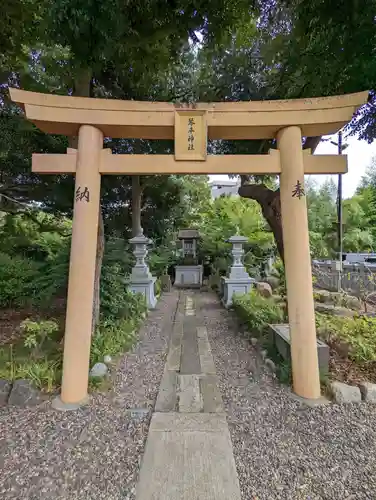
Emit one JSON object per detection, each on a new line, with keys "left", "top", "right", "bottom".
{"left": 0, "top": 206, "right": 71, "bottom": 237}
{"left": 304, "top": 136, "right": 321, "bottom": 153}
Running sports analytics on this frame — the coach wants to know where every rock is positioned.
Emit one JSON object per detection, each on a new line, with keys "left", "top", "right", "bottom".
{"left": 89, "top": 362, "right": 108, "bottom": 378}
{"left": 265, "top": 358, "right": 276, "bottom": 372}
{"left": 330, "top": 381, "right": 361, "bottom": 403}
{"left": 314, "top": 290, "right": 333, "bottom": 303}
{"left": 265, "top": 276, "right": 280, "bottom": 290}
{"left": 342, "top": 294, "right": 362, "bottom": 311}
{"left": 103, "top": 355, "right": 112, "bottom": 364}
{"left": 256, "top": 282, "right": 273, "bottom": 298}
{"left": 8, "top": 379, "right": 43, "bottom": 407}
{"left": 332, "top": 307, "right": 356, "bottom": 318}
{"left": 314, "top": 290, "right": 361, "bottom": 311}
{"left": 261, "top": 349, "right": 268, "bottom": 360}
{"left": 161, "top": 274, "right": 171, "bottom": 292}
{"left": 336, "top": 340, "right": 351, "bottom": 358}
{"left": 358, "top": 382, "right": 376, "bottom": 403}
{"left": 0, "top": 379, "right": 11, "bottom": 406}
{"left": 250, "top": 338, "right": 258, "bottom": 346}
{"left": 315, "top": 303, "right": 355, "bottom": 318}
{"left": 127, "top": 408, "right": 150, "bottom": 421}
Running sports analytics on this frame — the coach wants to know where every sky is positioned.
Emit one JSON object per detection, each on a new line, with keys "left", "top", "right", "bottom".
{"left": 210, "top": 133, "right": 376, "bottom": 199}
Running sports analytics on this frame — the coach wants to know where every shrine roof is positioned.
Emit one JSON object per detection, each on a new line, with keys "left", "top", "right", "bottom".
{"left": 178, "top": 229, "right": 200, "bottom": 239}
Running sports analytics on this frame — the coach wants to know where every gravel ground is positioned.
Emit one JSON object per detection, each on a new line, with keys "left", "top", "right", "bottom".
{"left": 0, "top": 291, "right": 179, "bottom": 500}
{"left": 197, "top": 292, "right": 376, "bottom": 500}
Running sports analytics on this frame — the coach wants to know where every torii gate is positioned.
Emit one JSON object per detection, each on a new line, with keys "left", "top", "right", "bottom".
{"left": 10, "top": 88, "right": 368, "bottom": 408}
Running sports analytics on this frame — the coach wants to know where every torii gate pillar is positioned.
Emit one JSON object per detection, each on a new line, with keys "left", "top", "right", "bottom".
{"left": 59, "top": 125, "right": 103, "bottom": 407}
{"left": 278, "top": 126, "right": 320, "bottom": 399}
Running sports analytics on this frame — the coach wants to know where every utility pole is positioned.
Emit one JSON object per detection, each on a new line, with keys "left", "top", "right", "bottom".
{"left": 337, "top": 131, "right": 343, "bottom": 291}
{"left": 330, "top": 131, "right": 346, "bottom": 291}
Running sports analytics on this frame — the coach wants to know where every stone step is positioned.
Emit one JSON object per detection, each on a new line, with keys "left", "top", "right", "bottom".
{"left": 135, "top": 413, "right": 241, "bottom": 500}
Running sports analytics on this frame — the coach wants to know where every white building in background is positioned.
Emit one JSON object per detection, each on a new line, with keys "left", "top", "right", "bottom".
{"left": 210, "top": 179, "right": 240, "bottom": 199}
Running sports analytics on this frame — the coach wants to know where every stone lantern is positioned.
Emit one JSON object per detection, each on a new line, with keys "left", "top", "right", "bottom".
{"left": 174, "top": 229, "right": 203, "bottom": 288}
{"left": 129, "top": 230, "right": 157, "bottom": 309}
{"left": 222, "top": 235, "right": 254, "bottom": 307}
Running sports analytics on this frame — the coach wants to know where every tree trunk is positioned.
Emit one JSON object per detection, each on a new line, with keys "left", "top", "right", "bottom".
{"left": 69, "top": 68, "right": 93, "bottom": 149}
{"left": 238, "top": 136, "right": 322, "bottom": 263}
{"left": 238, "top": 183, "right": 285, "bottom": 263}
{"left": 69, "top": 68, "right": 104, "bottom": 333}
{"left": 92, "top": 207, "right": 104, "bottom": 333}
{"left": 132, "top": 175, "right": 143, "bottom": 236}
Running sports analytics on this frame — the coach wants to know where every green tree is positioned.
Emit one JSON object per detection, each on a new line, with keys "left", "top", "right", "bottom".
{"left": 2, "top": 0, "right": 256, "bottom": 327}
{"left": 306, "top": 179, "right": 373, "bottom": 257}
{"left": 260, "top": 0, "right": 376, "bottom": 141}
{"left": 197, "top": 194, "right": 274, "bottom": 275}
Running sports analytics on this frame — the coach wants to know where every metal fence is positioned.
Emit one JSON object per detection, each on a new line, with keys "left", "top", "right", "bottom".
{"left": 312, "top": 262, "right": 376, "bottom": 297}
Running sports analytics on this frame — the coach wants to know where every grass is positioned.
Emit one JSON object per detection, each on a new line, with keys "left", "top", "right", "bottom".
{"left": 90, "top": 317, "right": 138, "bottom": 366}
{"left": 0, "top": 314, "right": 143, "bottom": 393}
{"left": 0, "top": 341, "right": 63, "bottom": 392}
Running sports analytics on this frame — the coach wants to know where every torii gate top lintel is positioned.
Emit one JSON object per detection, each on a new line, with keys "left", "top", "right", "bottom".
{"left": 9, "top": 88, "right": 368, "bottom": 140}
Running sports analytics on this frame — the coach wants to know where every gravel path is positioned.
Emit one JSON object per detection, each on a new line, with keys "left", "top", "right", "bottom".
{"left": 197, "top": 292, "right": 376, "bottom": 500}
{"left": 0, "top": 291, "right": 179, "bottom": 500}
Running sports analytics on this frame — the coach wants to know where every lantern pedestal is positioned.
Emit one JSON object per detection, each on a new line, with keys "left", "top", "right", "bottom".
{"left": 222, "top": 235, "right": 254, "bottom": 307}
{"left": 129, "top": 232, "right": 157, "bottom": 309}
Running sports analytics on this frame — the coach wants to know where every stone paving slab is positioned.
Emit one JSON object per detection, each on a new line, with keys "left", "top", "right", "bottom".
{"left": 200, "top": 374, "right": 223, "bottom": 413}
{"left": 197, "top": 326, "right": 216, "bottom": 374}
{"left": 166, "top": 322, "right": 183, "bottom": 371}
{"left": 155, "top": 368, "right": 177, "bottom": 412}
{"left": 150, "top": 412, "right": 228, "bottom": 432}
{"left": 180, "top": 322, "right": 201, "bottom": 375}
{"left": 136, "top": 413, "right": 241, "bottom": 500}
{"left": 178, "top": 374, "right": 203, "bottom": 413}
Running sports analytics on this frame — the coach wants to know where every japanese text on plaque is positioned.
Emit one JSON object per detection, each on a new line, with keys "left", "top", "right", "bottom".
{"left": 187, "top": 117, "right": 195, "bottom": 151}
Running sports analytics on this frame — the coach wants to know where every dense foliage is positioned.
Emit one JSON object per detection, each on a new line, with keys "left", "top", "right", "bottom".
{"left": 232, "top": 291, "right": 283, "bottom": 337}
{"left": 307, "top": 178, "right": 374, "bottom": 258}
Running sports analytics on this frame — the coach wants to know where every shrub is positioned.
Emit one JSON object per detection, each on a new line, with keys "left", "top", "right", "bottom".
{"left": 154, "top": 278, "right": 162, "bottom": 297}
{"left": 232, "top": 290, "right": 283, "bottom": 336}
{"left": 316, "top": 313, "right": 376, "bottom": 363}
{"left": 21, "top": 319, "right": 59, "bottom": 354}
{"left": 90, "top": 318, "right": 137, "bottom": 365}
{"left": 100, "top": 261, "right": 147, "bottom": 320}
{"left": 148, "top": 245, "right": 177, "bottom": 277}
{"left": 271, "top": 258, "right": 286, "bottom": 298}
{"left": 32, "top": 241, "right": 70, "bottom": 304}
{"left": 0, "top": 251, "right": 41, "bottom": 307}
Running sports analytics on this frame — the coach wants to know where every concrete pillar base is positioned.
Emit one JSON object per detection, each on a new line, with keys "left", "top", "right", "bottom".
{"left": 288, "top": 391, "right": 330, "bottom": 407}
{"left": 129, "top": 278, "right": 157, "bottom": 309}
{"left": 52, "top": 395, "right": 90, "bottom": 411}
{"left": 222, "top": 277, "right": 255, "bottom": 308}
